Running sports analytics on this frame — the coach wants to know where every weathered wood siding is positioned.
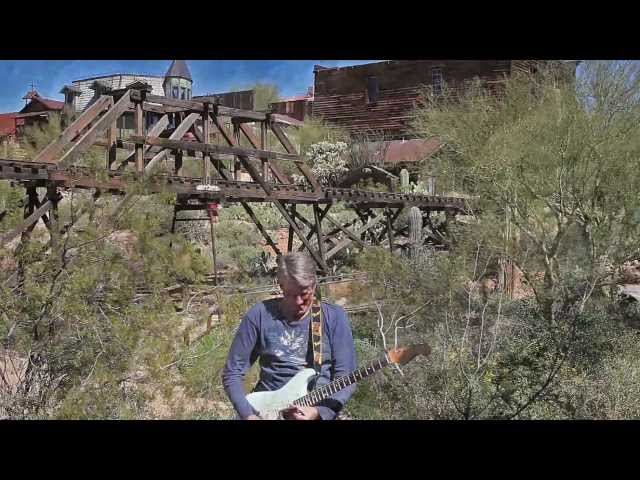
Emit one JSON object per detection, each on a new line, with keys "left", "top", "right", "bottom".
{"left": 312, "top": 60, "right": 513, "bottom": 139}
{"left": 268, "top": 99, "right": 312, "bottom": 121}
{"left": 72, "top": 74, "right": 165, "bottom": 112}
{"left": 195, "top": 90, "right": 254, "bottom": 110}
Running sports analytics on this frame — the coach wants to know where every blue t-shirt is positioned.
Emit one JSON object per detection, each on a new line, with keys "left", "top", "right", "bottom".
{"left": 222, "top": 299, "right": 357, "bottom": 420}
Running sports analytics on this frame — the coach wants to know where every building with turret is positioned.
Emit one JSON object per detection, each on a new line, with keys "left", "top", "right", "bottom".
{"left": 163, "top": 60, "right": 193, "bottom": 100}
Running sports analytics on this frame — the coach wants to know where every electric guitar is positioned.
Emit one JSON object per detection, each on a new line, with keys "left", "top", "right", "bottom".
{"left": 245, "top": 344, "right": 431, "bottom": 420}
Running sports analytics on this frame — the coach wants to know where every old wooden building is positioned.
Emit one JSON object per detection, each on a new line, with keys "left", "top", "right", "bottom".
{"left": 12, "top": 90, "right": 66, "bottom": 137}
{"left": 194, "top": 89, "right": 254, "bottom": 110}
{"left": 268, "top": 87, "right": 314, "bottom": 121}
{"left": 312, "top": 60, "right": 577, "bottom": 140}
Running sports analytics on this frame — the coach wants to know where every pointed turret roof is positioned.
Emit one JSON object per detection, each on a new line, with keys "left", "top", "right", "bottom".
{"left": 165, "top": 60, "right": 192, "bottom": 81}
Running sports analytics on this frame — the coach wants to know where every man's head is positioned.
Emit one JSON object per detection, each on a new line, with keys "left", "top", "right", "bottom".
{"left": 277, "top": 253, "right": 317, "bottom": 320}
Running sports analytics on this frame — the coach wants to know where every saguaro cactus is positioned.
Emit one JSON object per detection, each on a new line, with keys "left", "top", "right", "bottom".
{"left": 400, "top": 168, "right": 410, "bottom": 193}
{"left": 408, "top": 206, "right": 423, "bottom": 257}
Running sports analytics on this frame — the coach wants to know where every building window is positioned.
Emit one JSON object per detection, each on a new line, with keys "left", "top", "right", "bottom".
{"left": 181, "top": 87, "right": 187, "bottom": 100}
{"left": 366, "top": 75, "right": 379, "bottom": 103}
{"left": 286, "top": 102, "right": 294, "bottom": 114}
{"left": 186, "top": 88, "right": 191, "bottom": 100}
{"left": 432, "top": 67, "right": 443, "bottom": 95}
{"left": 172, "top": 86, "right": 179, "bottom": 98}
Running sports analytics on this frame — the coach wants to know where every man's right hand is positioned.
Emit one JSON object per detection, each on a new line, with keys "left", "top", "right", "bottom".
{"left": 246, "top": 414, "right": 261, "bottom": 420}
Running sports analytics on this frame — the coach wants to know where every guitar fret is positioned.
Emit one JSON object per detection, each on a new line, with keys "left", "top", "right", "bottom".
{"left": 295, "top": 354, "right": 395, "bottom": 410}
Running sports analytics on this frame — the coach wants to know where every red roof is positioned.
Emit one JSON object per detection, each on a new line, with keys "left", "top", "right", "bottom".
{"left": 383, "top": 138, "right": 441, "bottom": 164}
{"left": 20, "top": 91, "right": 65, "bottom": 112}
{"left": 0, "top": 112, "right": 18, "bottom": 136}
{"left": 33, "top": 97, "right": 64, "bottom": 110}
{"left": 274, "top": 95, "right": 313, "bottom": 103}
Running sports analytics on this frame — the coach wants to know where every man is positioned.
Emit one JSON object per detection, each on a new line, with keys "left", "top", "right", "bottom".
{"left": 222, "top": 253, "right": 357, "bottom": 420}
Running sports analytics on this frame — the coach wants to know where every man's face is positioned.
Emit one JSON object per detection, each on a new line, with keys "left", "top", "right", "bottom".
{"left": 279, "top": 277, "right": 315, "bottom": 320}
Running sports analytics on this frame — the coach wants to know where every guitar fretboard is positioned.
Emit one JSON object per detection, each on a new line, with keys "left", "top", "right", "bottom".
{"left": 293, "top": 353, "right": 391, "bottom": 408}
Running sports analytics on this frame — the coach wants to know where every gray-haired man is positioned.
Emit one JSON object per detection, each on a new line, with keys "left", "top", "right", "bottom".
{"left": 222, "top": 253, "right": 357, "bottom": 420}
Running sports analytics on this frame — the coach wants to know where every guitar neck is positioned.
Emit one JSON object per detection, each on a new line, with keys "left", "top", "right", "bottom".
{"left": 293, "top": 353, "right": 392, "bottom": 408}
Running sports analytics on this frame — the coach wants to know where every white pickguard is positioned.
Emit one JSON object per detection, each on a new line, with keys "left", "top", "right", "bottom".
{"left": 245, "top": 368, "right": 317, "bottom": 420}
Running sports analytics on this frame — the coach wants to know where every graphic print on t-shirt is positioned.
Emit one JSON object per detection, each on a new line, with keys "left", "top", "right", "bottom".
{"left": 272, "top": 327, "right": 307, "bottom": 367}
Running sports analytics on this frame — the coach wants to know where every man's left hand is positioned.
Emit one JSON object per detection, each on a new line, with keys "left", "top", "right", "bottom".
{"left": 281, "top": 405, "right": 320, "bottom": 420}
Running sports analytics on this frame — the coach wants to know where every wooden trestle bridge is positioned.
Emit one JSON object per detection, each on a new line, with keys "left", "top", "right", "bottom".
{"left": 0, "top": 84, "right": 470, "bottom": 274}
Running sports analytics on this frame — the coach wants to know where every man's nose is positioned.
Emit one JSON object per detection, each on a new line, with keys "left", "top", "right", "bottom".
{"left": 295, "top": 295, "right": 305, "bottom": 305}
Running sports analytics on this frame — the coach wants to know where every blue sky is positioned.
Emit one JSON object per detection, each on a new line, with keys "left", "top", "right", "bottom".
{"left": 0, "top": 60, "right": 380, "bottom": 113}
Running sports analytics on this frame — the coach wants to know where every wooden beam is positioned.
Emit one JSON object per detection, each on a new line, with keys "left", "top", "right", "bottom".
{"left": 386, "top": 208, "right": 395, "bottom": 253}
{"left": 202, "top": 104, "right": 211, "bottom": 182}
{"left": 324, "top": 215, "right": 368, "bottom": 249}
{"left": 238, "top": 123, "right": 291, "bottom": 184}
{"left": 144, "top": 94, "right": 207, "bottom": 112}
{"left": 33, "top": 95, "right": 113, "bottom": 163}
{"left": 313, "top": 203, "right": 327, "bottom": 265}
{"left": 298, "top": 203, "right": 332, "bottom": 252}
{"left": 325, "top": 213, "right": 386, "bottom": 260}
{"left": 130, "top": 134, "right": 301, "bottom": 163}
{"left": 241, "top": 203, "right": 281, "bottom": 256}
{"left": 270, "top": 123, "right": 297, "bottom": 154}
{"left": 143, "top": 94, "right": 266, "bottom": 120}
{"left": 1, "top": 200, "right": 53, "bottom": 246}
{"left": 270, "top": 113, "right": 304, "bottom": 127}
{"left": 144, "top": 113, "right": 200, "bottom": 174}
{"left": 326, "top": 214, "right": 385, "bottom": 260}
{"left": 272, "top": 201, "right": 328, "bottom": 271}
{"left": 376, "top": 208, "right": 403, "bottom": 242}
{"left": 211, "top": 118, "right": 327, "bottom": 271}
{"left": 217, "top": 105, "right": 266, "bottom": 121}
{"left": 270, "top": 123, "right": 321, "bottom": 193}
{"left": 287, "top": 204, "right": 296, "bottom": 253}
{"left": 58, "top": 91, "right": 132, "bottom": 166}
{"left": 135, "top": 100, "right": 144, "bottom": 174}
{"left": 106, "top": 116, "right": 117, "bottom": 168}
{"left": 114, "top": 114, "right": 169, "bottom": 171}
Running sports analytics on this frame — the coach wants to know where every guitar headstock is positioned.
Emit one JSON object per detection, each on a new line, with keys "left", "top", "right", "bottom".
{"left": 387, "top": 344, "right": 431, "bottom": 365}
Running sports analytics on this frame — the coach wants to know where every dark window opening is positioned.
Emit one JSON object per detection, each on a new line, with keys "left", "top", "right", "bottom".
{"left": 432, "top": 67, "right": 443, "bottom": 95}
{"left": 172, "top": 86, "right": 179, "bottom": 98}
{"left": 181, "top": 87, "right": 186, "bottom": 100}
{"left": 366, "top": 75, "right": 379, "bottom": 103}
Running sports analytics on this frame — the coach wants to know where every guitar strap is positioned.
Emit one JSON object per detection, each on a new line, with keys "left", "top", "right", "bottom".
{"left": 310, "top": 289, "right": 323, "bottom": 374}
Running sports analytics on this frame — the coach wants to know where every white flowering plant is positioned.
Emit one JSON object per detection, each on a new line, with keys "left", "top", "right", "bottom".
{"left": 306, "top": 141, "right": 349, "bottom": 186}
